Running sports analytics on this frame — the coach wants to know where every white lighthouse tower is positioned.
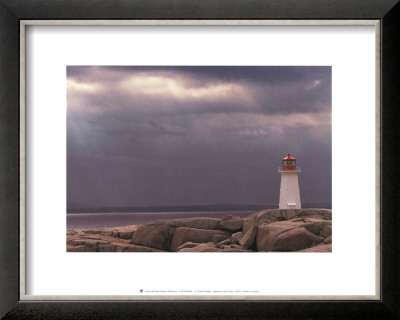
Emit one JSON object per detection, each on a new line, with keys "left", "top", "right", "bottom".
{"left": 278, "top": 153, "right": 301, "bottom": 209}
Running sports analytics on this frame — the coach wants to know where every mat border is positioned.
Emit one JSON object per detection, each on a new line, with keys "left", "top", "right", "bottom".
{"left": 1, "top": 1, "right": 399, "bottom": 319}
{"left": 19, "top": 19, "right": 379, "bottom": 302}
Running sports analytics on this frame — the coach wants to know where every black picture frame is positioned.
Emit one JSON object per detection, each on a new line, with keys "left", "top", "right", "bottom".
{"left": 1, "top": 1, "right": 399, "bottom": 319}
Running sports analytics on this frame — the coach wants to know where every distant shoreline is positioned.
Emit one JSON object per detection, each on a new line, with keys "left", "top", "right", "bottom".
{"left": 67, "top": 210, "right": 258, "bottom": 230}
{"left": 67, "top": 203, "right": 332, "bottom": 214}
{"left": 67, "top": 204, "right": 271, "bottom": 214}
{"left": 67, "top": 210, "right": 258, "bottom": 216}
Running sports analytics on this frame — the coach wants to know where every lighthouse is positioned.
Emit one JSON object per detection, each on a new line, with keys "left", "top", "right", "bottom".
{"left": 278, "top": 153, "right": 301, "bottom": 209}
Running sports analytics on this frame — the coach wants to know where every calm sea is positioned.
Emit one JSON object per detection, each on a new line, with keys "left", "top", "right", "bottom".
{"left": 67, "top": 211, "right": 255, "bottom": 230}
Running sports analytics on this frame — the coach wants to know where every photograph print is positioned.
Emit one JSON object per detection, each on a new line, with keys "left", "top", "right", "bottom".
{"left": 66, "top": 66, "right": 332, "bottom": 253}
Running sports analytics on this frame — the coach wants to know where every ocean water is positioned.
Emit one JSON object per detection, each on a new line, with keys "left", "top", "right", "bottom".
{"left": 67, "top": 211, "right": 256, "bottom": 230}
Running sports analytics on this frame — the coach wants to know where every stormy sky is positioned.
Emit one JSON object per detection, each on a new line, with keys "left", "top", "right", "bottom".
{"left": 67, "top": 66, "right": 331, "bottom": 208}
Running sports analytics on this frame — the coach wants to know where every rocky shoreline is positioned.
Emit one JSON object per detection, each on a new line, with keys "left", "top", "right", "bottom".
{"left": 67, "top": 208, "right": 332, "bottom": 252}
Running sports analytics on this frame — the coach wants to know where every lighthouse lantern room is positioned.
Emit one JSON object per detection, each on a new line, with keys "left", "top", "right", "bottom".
{"left": 278, "top": 153, "right": 301, "bottom": 209}
{"left": 282, "top": 153, "right": 297, "bottom": 171}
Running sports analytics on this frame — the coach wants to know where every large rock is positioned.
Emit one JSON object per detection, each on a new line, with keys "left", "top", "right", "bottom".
{"left": 238, "top": 211, "right": 269, "bottom": 249}
{"left": 178, "top": 242, "right": 252, "bottom": 252}
{"left": 268, "top": 209, "right": 300, "bottom": 220}
{"left": 303, "top": 220, "right": 332, "bottom": 237}
{"left": 85, "top": 244, "right": 98, "bottom": 252}
{"left": 221, "top": 214, "right": 240, "bottom": 221}
{"left": 220, "top": 219, "right": 243, "bottom": 232}
{"left": 112, "top": 231, "right": 120, "bottom": 237}
{"left": 242, "top": 209, "right": 286, "bottom": 234}
{"left": 231, "top": 232, "right": 244, "bottom": 244}
{"left": 216, "top": 239, "right": 231, "bottom": 248}
{"left": 324, "top": 235, "right": 332, "bottom": 244}
{"left": 170, "top": 227, "right": 231, "bottom": 252}
{"left": 123, "top": 244, "right": 166, "bottom": 252}
{"left": 242, "top": 209, "right": 328, "bottom": 233}
{"left": 290, "top": 217, "right": 332, "bottom": 238}
{"left": 242, "top": 214, "right": 259, "bottom": 234}
{"left": 81, "top": 234, "right": 101, "bottom": 240}
{"left": 273, "top": 228, "right": 323, "bottom": 251}
{"left": 239, "top": 209, "right": 287, "bottom": 249}
{"left": 79, "top": 228, "right": 114, "bottom": 237}
{"left": 111, "top": 225, "right": 138, "bottom": 239}
{"left": 177, "top": 242, "right": 200, "bottom": 250}
{"left": 67, "top": 245, "right": 85, "bottom": 252}
{"left": 98, "top": 244, "right": 116, "bottom": 252}
{"left": 119, "top": 231, "right": 136, "bottom": 240}
{"left": 178, "top": 242, "right": 218, "bottom": 252}
{"left": 299, "top": 243, "right": 332, "bottom": 252}
{"left": 219, "top": 215, "right": 243, "bottom": 231}
{"left": 70, "top": 239, "right": 86, "bottom": 246}
{"left": 148, "top": 218, "right": 221, "bottom": 230}
{"left": 296, "top": 208, "right": 332, "bottom": 220}
{"left": 84, "top": 240, "right": 100, "bottom": 246}
{"left": 221, "top": 246, "right": 252, "bottom": 252}
{"left": 239, "top": 226, "right": 257, "bottom": 249}
{"left": 130, "top": 225, "right": 174, "bottom": 251}
{"left": 212, "top": 233, "right": 229, "bottom": 244}
{"left": 113, "top": 242, "right": 166, "bottom": 252}
{"left": 125, "top": 245, "right": 166, "bottom": 252}
{"left": 320, "top": 225, "right": 332, "bottom": 238}
{"left": 257, "top": 221, "right": 324, "bottom": 251}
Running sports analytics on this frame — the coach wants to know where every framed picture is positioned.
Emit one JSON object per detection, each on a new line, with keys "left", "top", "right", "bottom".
{"left": 1, "top": 0, "right": 399, "bottom": 319}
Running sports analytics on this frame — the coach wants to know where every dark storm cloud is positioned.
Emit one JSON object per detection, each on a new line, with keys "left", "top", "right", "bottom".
{"left": 67, "top": 66, "right": 331, "bottom": 117}
{"left": 67, "top": 66, "right": 331, "bottom": 207}
{"left": 76, "top": 66, "right": 329, "bottom": 86}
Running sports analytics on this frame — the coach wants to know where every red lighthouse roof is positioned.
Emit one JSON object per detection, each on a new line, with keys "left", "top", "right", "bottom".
{"left": 283, "top": 153, "right": 296, "bottom": 160}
